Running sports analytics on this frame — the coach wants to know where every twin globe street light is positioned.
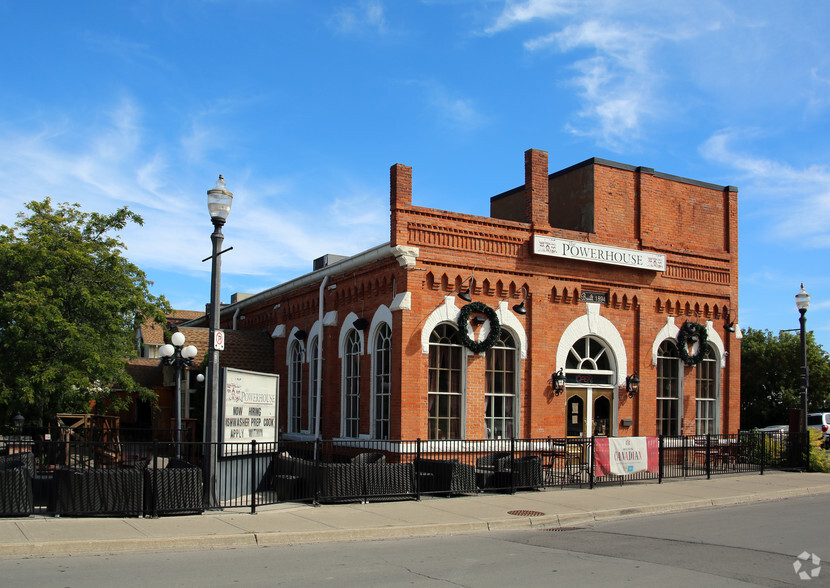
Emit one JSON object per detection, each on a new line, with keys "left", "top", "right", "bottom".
{"left": 159, "top": 331, "right": 198, "bottom": 456}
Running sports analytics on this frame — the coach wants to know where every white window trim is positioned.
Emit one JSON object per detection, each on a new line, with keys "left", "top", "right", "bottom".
{"left": 651, "top": 317, "right": 727, "bottom": 368}
{"left": 427, "top": 321, "right": 467, "bottom": 439}
{"left": 370, "top": 319, "right": 393, "bottom": 439}
{"left": 695, "top": 344, "right": 721, "bottom": 435}
{"left": 287, "top": 335, "right": 304, "bottom": 434}
{"left": 484, "top": 328, "right": 521, "bottom": 439}
{"left": 656, "top": 339, "right": 684, "bottom": 436}
{"left": 339, "top": 321, "right": 362, "bottom": 439}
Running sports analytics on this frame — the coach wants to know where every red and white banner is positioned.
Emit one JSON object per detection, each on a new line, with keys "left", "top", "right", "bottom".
{"left": 594, "top": 436, "right": 659, "bottom": 477}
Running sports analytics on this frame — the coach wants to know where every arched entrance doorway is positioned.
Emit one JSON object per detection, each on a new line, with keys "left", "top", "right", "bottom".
{"left": 564, "top": 335, "right": 616, "bottom": 437}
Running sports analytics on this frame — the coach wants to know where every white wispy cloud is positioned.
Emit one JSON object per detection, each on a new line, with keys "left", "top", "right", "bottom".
{"left": 410, "top": 79, "right": 487, "bottom": 132}
{"left": 486, "top": 2, "right": 665, "bottom": 148}
{"left": 0, "top": 96, "right": 389, "bottom": 284}
{"left": 701, "top": 129, "right": 830, "bottom": 248}
{"left": 329, "top": 0, "right": 388, "bottom": 35}
{"left": 486, "top": 0, "right": 578, "bottom": 34}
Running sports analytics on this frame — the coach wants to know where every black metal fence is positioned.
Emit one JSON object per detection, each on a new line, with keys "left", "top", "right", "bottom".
{"left": 0, "top": 431, "right": 806, "bottom": 518}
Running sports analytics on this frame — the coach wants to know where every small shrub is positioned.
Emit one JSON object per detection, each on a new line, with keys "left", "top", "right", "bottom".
{"left": 808, "top": 429, "right": 830, "bottom": 473}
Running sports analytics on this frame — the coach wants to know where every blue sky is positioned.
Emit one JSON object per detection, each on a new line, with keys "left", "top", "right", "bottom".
{"left": 1, "top": 1, "right": 829, "bottom": 350}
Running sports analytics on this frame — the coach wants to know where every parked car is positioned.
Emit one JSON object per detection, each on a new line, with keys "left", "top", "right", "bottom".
{"left": 807, "top": 413, "right": 830, "bottom": 448}
{"left": 757, "top": 424, "right": 788, "bottom": 433}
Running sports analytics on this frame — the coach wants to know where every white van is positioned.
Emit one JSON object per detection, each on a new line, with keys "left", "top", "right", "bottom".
{"left": 807, "top": 413, "right": 830, "bottom": 448}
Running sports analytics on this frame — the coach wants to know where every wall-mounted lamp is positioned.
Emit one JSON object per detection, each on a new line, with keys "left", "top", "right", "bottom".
{"left": 626, "top": 373, "right": 640, "bottom": 398}
{"left": 513, "top": 286, "right": 528, "bottom": 315}
{"left": 472, "top": 315, "right": 487, "bottom": 325}
{"left": 458, "top": 275, "right": 474, "bottom": 302}
{"left": 295, "top": 329, "right": 307, "bottom": 341}
{"left": 353, "top": 317, "right": 371, "bottom": 330}
{"left": 551, "top": 368, "right": 566, "bottom": 396}
{"left": 723, "top": 308, "right": 737, "bottom": 333}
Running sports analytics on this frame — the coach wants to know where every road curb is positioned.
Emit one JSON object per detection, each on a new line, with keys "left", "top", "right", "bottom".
{"left": 1, "top": 533, "right": 259, "bottom": 559}
{"left": 4, "top": 479, "right": 830, "bottom": 557}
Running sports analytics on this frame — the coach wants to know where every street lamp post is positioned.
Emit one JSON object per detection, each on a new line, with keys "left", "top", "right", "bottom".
{"left": 159, "top": 331, "right": 198, "bottom": 457}
{"left": 205, "top": 175, "right": 233, "bottom": 507}
{"left": 795, "top": 283, "right": 811, "bottom": 433}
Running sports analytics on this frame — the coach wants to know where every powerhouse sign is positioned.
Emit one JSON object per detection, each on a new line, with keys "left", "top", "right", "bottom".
{"left": 221, "top": 367, "right": 279, "bottom": 455}
{"left": 533, "top": 236, "right": 666, "bottom": 272}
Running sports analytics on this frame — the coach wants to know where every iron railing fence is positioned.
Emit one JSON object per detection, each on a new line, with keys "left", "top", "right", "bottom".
{"left": 0, "top": 431, "right": 807, "bottom": 518}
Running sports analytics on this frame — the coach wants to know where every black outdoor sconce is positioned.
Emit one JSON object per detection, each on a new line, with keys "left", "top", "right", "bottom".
{"left": 512, "top": 286, "right": 528, "bottom": 315}
{"left": 353, "top": 317, "right": 370, "bottom": 330}
{"left": 723, "top": 308, "right": 737, "bottom": 333}
{"left": 626, "top": 373, "right": 640, "bottom": 398}
{"left": 458, "top": 275, "right": 474, "bottom": 302}
{"left": 551, "top": 368, "right": 566, "bottom": 396}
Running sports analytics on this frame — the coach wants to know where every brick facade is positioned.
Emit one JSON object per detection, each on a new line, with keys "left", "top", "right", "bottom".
{"left": 213, "top": 150, "right": 740, "bottom": 441}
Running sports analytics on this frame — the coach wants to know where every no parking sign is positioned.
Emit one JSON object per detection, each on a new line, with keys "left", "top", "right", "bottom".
{"left": 214, "top": 330, "right": 225, "bottom": 351}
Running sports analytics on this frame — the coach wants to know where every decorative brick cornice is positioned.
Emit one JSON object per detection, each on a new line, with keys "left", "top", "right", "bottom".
{"left": 407, "top": 222, "right": 526, "bottom": 258}
{"left": 664, "top": 262, "right": 730, "bottom": 285}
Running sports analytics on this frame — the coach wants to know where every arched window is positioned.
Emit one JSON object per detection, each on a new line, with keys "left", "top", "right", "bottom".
{"left": 696, "top": 345, "right": 718, "bottom": 434}
{"left": 288, "top": 341, "right": 303, "bottom": 433}
{"left": 308, "top": 337, "right": 320, "bottom": 436}
{"left": 485, "top": 330, "right": 517, "bottom": 439}
{"left": 657, "top": 340, "right": 681, "bottom": 436}
{"left": 428, "top": 323, "right": 463, "bottom": 440}
{"left": 373, "top": 323, "right": 392, "bottom": 440}
{"left": 566, "top": 336, "right": 614, "bottom": 379}
{"left": 343, "top": 329, "right": 361, "bottom": 438}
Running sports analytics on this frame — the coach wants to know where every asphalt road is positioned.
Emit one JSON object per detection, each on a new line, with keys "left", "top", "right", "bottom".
{"left": 1, "top": 494, "right": 826, "bottom": 587}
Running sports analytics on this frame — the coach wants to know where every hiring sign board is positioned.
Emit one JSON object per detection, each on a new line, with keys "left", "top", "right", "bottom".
{"left": 220, "top": 367, "right": 279, "bottom": 456}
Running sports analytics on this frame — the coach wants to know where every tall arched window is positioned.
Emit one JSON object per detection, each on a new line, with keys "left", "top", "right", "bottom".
{"left": 428, "top": 323, "right": 463, "bottom": 440}
{"left": 696, "top": 345, "right": 718, "bottom": 435}
{"left": 373, "top": 323, "right": 392, "bottom": 440}
{"left": 343, "top": 329, "right": 361, "bottom": 438}
{"left": 308, "top": 337, "right": 320, "bottom": 436}
{"left": 485, "top": 330, "right": 517, "bottom": 439}
{"left": 288, "top": 341, "right": 303, "bottom": 433}
{"left": 657, "top": 340, "right": 681, "bottom": 436}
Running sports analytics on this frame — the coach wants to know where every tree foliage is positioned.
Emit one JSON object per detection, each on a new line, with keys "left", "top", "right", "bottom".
{"left": 0, "top": 198, "right": 170, "bottom": 426}
{"left": 740, "top": 326, "right": 830, "bottom": 429}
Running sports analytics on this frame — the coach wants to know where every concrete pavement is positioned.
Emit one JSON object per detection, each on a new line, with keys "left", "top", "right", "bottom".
{"left": 2, "top": 471, "right": 829, "bottom": 558}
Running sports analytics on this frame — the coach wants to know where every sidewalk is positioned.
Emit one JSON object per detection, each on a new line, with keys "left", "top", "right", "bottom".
{"left": 2, "top": 471, "right": 829, "bottom": 558}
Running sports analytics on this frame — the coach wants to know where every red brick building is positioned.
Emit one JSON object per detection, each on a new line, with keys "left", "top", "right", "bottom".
{"left": 200, "top": 149, "right": 740, "bottom": 442}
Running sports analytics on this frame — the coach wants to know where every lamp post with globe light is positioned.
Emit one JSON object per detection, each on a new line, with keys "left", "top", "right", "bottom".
{"left": 796, "top": 284, "right": 811, "bottom": 434}
{"left": 159, "top": 331, "right": 198, "bottom": 458}
{"left": 205, "top": 175, "right": 233, "bottom": 506}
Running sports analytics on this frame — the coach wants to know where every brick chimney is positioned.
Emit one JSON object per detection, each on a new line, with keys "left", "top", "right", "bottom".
{"left": 525, "top": 148, "right": 550, "bottom": 230}
{"left": 390, "top": 163, "right": 412, "bottom": 246}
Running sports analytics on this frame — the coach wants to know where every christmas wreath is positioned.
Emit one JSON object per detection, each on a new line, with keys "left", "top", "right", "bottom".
{"left": 457, "top": 302, "right": 501, "bottom": 354}
{"left": 677, "top": 320, "right": 708, "bottom": 366}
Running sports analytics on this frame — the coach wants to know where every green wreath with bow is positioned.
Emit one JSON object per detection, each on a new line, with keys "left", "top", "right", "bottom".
{"left": 677, "top": 320, "right": 708, "bottom": 366}
{"left": 457, "top": 302, "right": 501, "bottom": 354}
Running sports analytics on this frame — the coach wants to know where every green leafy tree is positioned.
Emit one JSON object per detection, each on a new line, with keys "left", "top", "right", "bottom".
{"left": 740, "top": 326, "right": 830, "bottom": 429}
{"left": 0, "top": 198, "right": 170, "bottom": 426}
